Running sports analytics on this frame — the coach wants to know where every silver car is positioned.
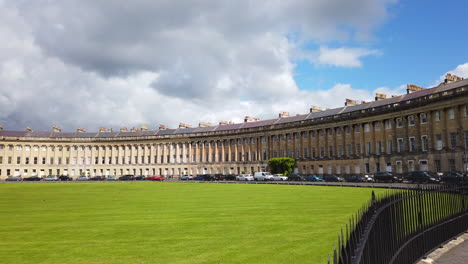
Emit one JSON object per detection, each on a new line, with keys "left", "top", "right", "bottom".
{"left": 43, "top": 175, "right": 58, "bottom": 181}
{"left": 76, "top": 175, "right": 89, "bottom": 181}
{"left": 5, "top": 176, "right": 22, "bottom": 181}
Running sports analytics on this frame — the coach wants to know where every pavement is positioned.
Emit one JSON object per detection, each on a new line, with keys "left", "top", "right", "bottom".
{"left": 417, "top": 232, "right": 468, "bottom": 264}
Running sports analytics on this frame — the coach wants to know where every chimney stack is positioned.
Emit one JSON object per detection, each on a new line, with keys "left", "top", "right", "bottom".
{"left": 178, "top": 123, "right": 192, "bottom": 128}
{"left": 159, "top": 124, "right": 167, "bottom": 130}
{"left": 130, "top": 127, "right": 138, "bottom": 132}
{"left": 120, "top": 127, "right": 128, "bottom": 132}
{"left": 0, "top": 125, "right": 3, "bottom": 131}
{"left": 375, "top": 93, "right": 387, "bottom": 101}
{"left": 26, "top": 127, "right": 33, "bottom": 132}
{"left": 219, "top": 121, "right": 234, "bottom": 125}
{"left": 310, "top": 106, "right": 322, "bottom": 113}
{"left": 199, "top": 122, "right": 213, "bottom": 127}
{"left": 76, "top": 127, "right": 86, "bottom": 133}
{"left": 140, "top": 125, "right": 148, "bottom": 131}
{"left": 52, "top": 126, "right": 62, "bottom": 132}
{"left": 278, "top": 112, "right": 290, "bottom": 118}
{"left": 244, "top": 116, "right": 260, "bottom": 123}
{"left": 444, "top": 73, "right": 464, "bottom": 84}
{"left": 406, "top": 84, "right": 424, "bottom": 94}
{"left": 108, "top": 128, "right": 114, "bottom": 132}
{"left": 99, "top": 127, "right": 106, "bottom": 132}
{"left": 345, "top": 99, "right": 358, "bottom": 106}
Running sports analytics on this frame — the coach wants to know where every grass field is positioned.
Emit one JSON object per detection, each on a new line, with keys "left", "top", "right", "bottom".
{"left": 0, "top": 182, "right": 379, "bottom": 264}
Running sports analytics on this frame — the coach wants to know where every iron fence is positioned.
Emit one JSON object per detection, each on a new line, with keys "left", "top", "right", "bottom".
{"left": 329, "top": 184, "right": 468, "bottom": 264}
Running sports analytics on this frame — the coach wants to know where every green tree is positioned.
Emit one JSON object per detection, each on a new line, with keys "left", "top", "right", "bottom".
{"left": 268, "top": 157, "right": 296, "bottom": 175}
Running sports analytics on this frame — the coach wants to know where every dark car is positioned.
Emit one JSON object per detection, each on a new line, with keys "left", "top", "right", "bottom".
{"left": 223, "top": 174, "right": 237, "bottom": 181}
{"left": 135, "top": 175, "right": 146, "bottom": 181}
{"left": 323, "top": 174, "right": 345, "bottom": 182}
{"left": 23, "top": 176, "right": 42, "bottom": 181}
{"left": 304, "top": 175, "right": 322, "bottom": 182}
{"left": 5, "top": 176, "right": 22, "bottom": 181}
{"left": 440, "top": 172, "right": 465, "bottom": 184}
{"left": 118, "top": 175, "right": 135, "bottom": 181}
{"left": 193, "top": 175, "right": 204, "bottom": 181}
{"left": 345, "top": 175, "right": 366, "bottom": 182}
{"left": 287, "top": 173, "right": 304, "bottom": 181}
{"left": 374, "top": 172, "right": 402, "bottom": 183}
{"left": 58, "top": 175, "right": 73, "bottom": 181}
{"left": 89, "top": 176, "right": 105, "bottom": 181}
{"left": 406, "top": 171, "right": 440, "bottom": 184}
{"left": 203, "top": 174, "right": 217, "bottom": 181}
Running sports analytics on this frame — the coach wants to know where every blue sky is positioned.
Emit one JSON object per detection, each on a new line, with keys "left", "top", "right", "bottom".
{"left": 294, "top": 0, "right": 468, "bottom": 92}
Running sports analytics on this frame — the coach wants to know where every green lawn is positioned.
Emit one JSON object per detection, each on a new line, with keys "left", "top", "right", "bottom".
{"left": 0, "top": 182, "right": 378, "bottom": 264}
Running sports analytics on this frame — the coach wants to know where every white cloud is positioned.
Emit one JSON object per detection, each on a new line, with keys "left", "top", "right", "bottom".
{"left": 446, "top": 63, "right": 468, "bottom": 78}
{"left": 0, "top": 0, "right": 398, "bottom": 131}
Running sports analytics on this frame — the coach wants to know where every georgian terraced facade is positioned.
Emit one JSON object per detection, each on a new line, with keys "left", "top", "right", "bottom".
{"left": 1, "top": 75, "right": 468, "bottom": 179}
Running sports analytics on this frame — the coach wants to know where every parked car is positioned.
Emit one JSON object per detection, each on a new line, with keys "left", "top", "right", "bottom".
{"left": 147, "top": 176, "right": 165, "bottom": 181}
{"left": 323, "top": 174, "right": 345, "bottom": 182}
{"left": 272, "top": 174, "right": 288, "bottom": 181}
{"left": 440, "top": 172, "right": 465, "bottom": 183}
{"left": 5, "top": 176, "right": 22, "bottom": 181}
{"left": 76, "top": 175, "right": 89, "bottom": 181}
{"left": 223, "top": 174, "right": 237, "bottom": 181}
{"left": 89, "top": 176, "right": 105, "bottom": 181}
{"left": 193, "top": 175, "right": 204, "bottom": 181}
{"left": 236, "top": 174, "right": 254, "bottom": 181}
{"left": 203, "top": 174, "right": 217, "bottom": 181}
{"left": 363, "top": 174, "right": 374, "bottom": 182}
{"left": 345, "top": 175, "right": 366, "bottom": 182}
{"left": 304, "top": 175, "right": 323, "bottom": 182}
{"left": 135, "top": 175, "right": 146, "bottom": 181}
{"left": 118, "top": 175, "right": 134, "bottom": 181}
{"left": 58, "top": 175, "right": 73, "bottom": 181}
{"left": 406, "top": 171, "right": 440, "bottom": 184}
{"left": 23, "top": 176, "right": 42, "bottom": 181}
{"left": 106, "top": 176, "right": 118, "bottom": 181}
{"left": 254, "top": 172, "right": 274, "bottom": 181}
{"left": 287, "top": 173, "right": 305, "bottom": 181}
{"left": 374, "top": 172, "right": 402, "bottom": 183}
{"left": 43, "top": 175, "right": 58, "bottom": 181}
{"left": 180, "top": 174, "right": 193, "bottom": 180}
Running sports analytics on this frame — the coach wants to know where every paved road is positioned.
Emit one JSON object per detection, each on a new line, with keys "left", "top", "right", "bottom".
{"left": 418, "top": 233, "right": 468, "bottom": 264}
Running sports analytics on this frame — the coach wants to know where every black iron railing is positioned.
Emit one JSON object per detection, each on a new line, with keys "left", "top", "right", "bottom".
{"left": 328, "top": 184, "right": 468, "bottom": 264}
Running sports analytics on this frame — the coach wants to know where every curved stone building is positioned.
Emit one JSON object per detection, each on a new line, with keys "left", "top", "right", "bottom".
{"left": 1, "top": 74, "right": 467, "bottom": 179}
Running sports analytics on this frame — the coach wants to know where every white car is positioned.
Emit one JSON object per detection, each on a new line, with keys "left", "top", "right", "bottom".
{"left": 43, "top": 175, "right": 58, "bottom": 181}
{"left": 180, "top": 174, "right": 193, "bottom": 180}
{"left": 236, "top": 174, "right": 254, "bottom": 181}
{"left": 272, "top": 174, "right": 288, "bottom": 181}
{"left": 76, "top": 175, "right": 89, "bottom": 181}
{"left": 254, "top": 172, "right": 274, "bottom": 181}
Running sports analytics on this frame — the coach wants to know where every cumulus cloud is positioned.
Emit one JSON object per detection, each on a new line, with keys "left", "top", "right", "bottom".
{"left": 0, "top": 0, "right": 398, "bottom": 131}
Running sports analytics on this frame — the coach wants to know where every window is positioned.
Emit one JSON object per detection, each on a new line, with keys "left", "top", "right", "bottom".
{"left": 8, "top": 145, "right": 13, "bottom": 151}
{"left": 421, "top": 136, "right": 428, "bottom": 151}
{"left": 365, "top": 143, "right": 371, "bottom": 155}
{"left": 280, "top": 135, "right": 285, "bottom": 141}
{"left": 337, "top": 128, "right": 342, "bottom": 135}
{"left": 408, "top": 115, "right": 415, "bottom": 126}
{"left": 338, "top": 145, "right": 343, "bottom": 157}
{"left": 420, "top": 113, "right": 427, "bottom": 124}
{"left": 328, "top": 129, "right": 333, "bottom": 136}
{"left": 328, "top": 146, "right": 333, "bottom": 157}
{"left": 295, "top": 133, "right": 300, "bottom": 140}
{"left": 16, "top": 157, "right": 21, "bottom": 164}
{"left": 17, "top": 145, "right": 23, "bottom": 151}
{"left": 355, "top": 125, "right": 360, "bottom": 133}
{"left": 310, "top": 130, "right": 316, "bottom": 138}
{"left": 387, "top": 140, "right": 393, "bottom": 154}
{"left": 396, "top": 118, "right": 403, "bottom": 128}
{"left": 50, "top": 157, "right": 54, "bottom": 165}
{"left": 312, "top": 148, "right": 316, "bottom": 158}
{"left": 376, "top": 142, "right": 381, "bottom": 155}
{"left": 385, "top": 120, "right": 392, "bottom": 129}
{"left": 272, "top": 136, "right": 277, "bottom": 142}
{"left": 364, "top": 123, "right": 370, "bottom": 132}
{"left": 409, "top": 137, "right": 416, "bottom": 152}
{"left": 262, "top": 149, "right": 267, "bottom": 161}
{"left": 356, "top": 144, "right": 361, "bottom": 155}
{"left": 408, "top": 160, "right": 415, "bottom": 172}
{"left": 8, "top": 156, "right": 12, "bottom": 164}
{"left": 303, "top": 148, "right": 308, "bottom": 158}
{"left": 25, "top": 145, "right": 30, "bottom": 151}
{"left": 435, "top": 160, "right": 441, "bottom": 172}
{"left": 320, "top": 147, "right": 325, "bottom": 157}
{"left": 42, "top": 157, "right": 46, "bottom": 164}
{"left": 465, "top": 131, "right": 468, "bottom": 149}
{"left": 435, "top": 134, "right": 443, "bottom": 150}
{"left": 374, "top": 122, "right": 381, "bottom": 131}
{"left": 345, "top": 126, "right": 351, "bottom": 134}
{"left": 464, "top": 105, "right": 468, "bottom": 117}
{"left": 434, "top": 111, "right": 440, "bottom": 121}
{"left": 0, "top": 157, "right": 2, "bottom": 164}
{"left": 450, "top": 132, "right": 457, "bottom": 149}
{"left": 319, "top": 130, "right": 324, "bottom": 136}
{"left": 0, "top": 145, "right": 3, "bottom": 150}
{"left": 244, "top": 138, "right": 249, "bottom": 144}
{"left": 397, "top": 138, "right": 404, "bottom": 153}
{"left": 302, "top": 132, "right": 308, "bottom": 139}
{"left": 347, "top": 144, "right": 352, "bottom": 156}
{"left": 34, "top": 157, "right": 38, "bottom": 164}
{"left": 449, "top": 159, "right": 456, "bottom": 172}
{"left": 287, "top": 134, "right": 292, "bottom": 140}
{"left": 448, "top": 108, "right": 455, "bottom": 120}
{"left": 273, "top": 150, "right": 278, "bottom": 158}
